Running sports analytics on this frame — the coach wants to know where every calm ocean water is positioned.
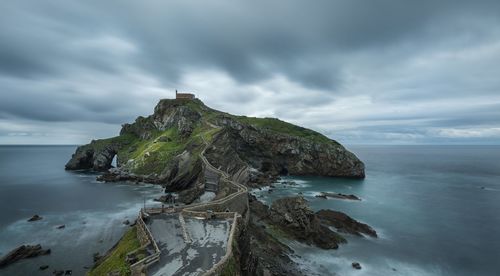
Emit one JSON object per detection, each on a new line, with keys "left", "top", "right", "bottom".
{"left": 0, "top": 145, "right": 499, "bottom": 276}
{"left": 253, "top": 145, "right": 500, "bottom": 276}
{"left": 0, "top": 146, "right": 163, "bottom": 275}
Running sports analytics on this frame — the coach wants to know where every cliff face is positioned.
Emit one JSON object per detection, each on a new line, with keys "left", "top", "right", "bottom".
{"left": 205, "top": 116, "right": 365, "bottom": 180}
{"left": 66, "top": 98, "right": 364, "bottom": 192}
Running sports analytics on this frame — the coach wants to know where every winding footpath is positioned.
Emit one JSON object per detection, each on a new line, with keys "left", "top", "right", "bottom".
{"left": 132, "top": 125, "right": 249, "bottom": 276}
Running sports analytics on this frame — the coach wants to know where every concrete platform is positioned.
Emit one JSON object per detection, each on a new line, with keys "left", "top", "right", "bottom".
{"left": 146, "top": 213, "right": 232, "bottom": 276}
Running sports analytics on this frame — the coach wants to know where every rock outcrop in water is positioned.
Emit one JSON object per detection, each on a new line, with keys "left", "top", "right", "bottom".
{"left": 269, "top": 196, "right": 346, "bottom": 249}
{"left": 239, "top": 194, "right": 378, "bottom": 275}
{"left": 239, "top": 195, "right": 306, "bottom": 275}
{"left": 66, "top": 98, "right": 364, "bottom": 197}
{"left": 316, "top": 209, "right": 377, "bottom": 237}
{"left": 0, "top": 244, "right": 51, "bottom": 268}
{"left": 27, "top": 214, "right": 42, "bottom": 222}
{"left": 315, "top": 192, "right": 361, "bottom": 201}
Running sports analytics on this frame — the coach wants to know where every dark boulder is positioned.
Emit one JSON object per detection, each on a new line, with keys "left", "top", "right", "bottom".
{"left": 28, "top": 214, "right": 42, "bottom": 222}
{"left": 93, "top": 252, "right": 102, "bottom": 263}
{"left": 352, "top": 262, "right": 362, "bottom": 269}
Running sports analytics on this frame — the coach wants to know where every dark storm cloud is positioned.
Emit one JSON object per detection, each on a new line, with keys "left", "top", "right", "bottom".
{"left": 1, "top": 0, "right": 500, "bottom": 144}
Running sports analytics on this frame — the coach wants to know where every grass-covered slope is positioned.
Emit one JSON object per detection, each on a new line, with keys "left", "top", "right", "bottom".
{"left": 234, "top": 116, "right": 338, "bottom": 145}
{"left": 88, "top": 226, "right": 142, "bottom": 276}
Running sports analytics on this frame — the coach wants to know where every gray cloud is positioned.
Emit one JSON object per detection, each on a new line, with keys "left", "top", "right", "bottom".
{"left": 1, "top": 0, "right": 500, "bottom": 144}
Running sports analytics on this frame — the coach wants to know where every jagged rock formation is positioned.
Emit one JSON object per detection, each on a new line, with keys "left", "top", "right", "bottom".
{"left": 206, "top": 116, "right": 365, "bottom": 180}
{"left": 65, "top": 141, "right": 119, "bottom": 171}
{"left": 0, "top": 244, "right": 51, "bottom": 268}
{"left": 66, "top": 98, "right": 364, "bottom": 197}
{"left": 239, "top": 195, "right": 306, "bottom": 276}
{"left": 268, "top": 196, "right": 346, "bottom": 249}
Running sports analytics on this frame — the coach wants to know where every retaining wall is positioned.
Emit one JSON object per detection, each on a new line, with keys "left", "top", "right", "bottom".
{"left": 201, "top": 213, "right": 240, "bottom": 276}
{"left": 129, "top": 212, "right": 161, "bottom": 275}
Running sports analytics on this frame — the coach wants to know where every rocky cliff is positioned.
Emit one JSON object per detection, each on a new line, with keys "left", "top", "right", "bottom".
{"left": 66, "top": 98, "right": 364, "bottom": 195}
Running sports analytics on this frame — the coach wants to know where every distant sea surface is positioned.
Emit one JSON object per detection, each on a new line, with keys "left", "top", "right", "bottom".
{"left": 0, "top": 145, "right": 499, "bottom": 276}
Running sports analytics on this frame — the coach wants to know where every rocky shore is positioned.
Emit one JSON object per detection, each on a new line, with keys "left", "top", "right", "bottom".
{"left": 237, "top": 194, "right": 377, "bottom": 274}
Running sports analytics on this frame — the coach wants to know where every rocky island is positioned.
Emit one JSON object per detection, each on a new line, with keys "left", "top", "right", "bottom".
{"left": 65, "top": 96, "right": 370, "bottom": 275}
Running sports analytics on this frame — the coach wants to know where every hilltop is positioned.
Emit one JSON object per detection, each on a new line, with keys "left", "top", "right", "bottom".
{"left": 66, "top": 98, "right": 364, "bottom": 202}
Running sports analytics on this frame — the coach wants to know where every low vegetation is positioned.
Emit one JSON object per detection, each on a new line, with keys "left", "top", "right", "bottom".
{"left": 234, "top": 115, "right": 337, "bottom": 144}
{"left": 88, "top": 226, "right": 141, "bottom": 276}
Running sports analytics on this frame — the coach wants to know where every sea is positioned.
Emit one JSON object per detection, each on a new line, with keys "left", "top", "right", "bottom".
{"left": 0, "top": 146, "right": 163, "bottom": 275}
{"left": 1, "top": 145, "right": 499, "bottom": 276}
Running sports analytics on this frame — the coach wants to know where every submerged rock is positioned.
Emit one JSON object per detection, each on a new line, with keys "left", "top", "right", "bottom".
{"left": 39, "top": 265, "right": 49, "bottom": 270}
{"left": 0, "top": 244, "right": 51, "bottom": 268}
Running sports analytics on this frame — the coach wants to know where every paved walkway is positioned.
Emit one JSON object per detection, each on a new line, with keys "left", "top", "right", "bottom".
{"left": 146, "top": 214, "right": 232, "bottom": 276}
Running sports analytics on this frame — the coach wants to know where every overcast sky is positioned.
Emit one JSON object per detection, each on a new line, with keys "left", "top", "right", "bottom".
{"left": 1, "top": 0, "right": 500, "bottom": 145}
